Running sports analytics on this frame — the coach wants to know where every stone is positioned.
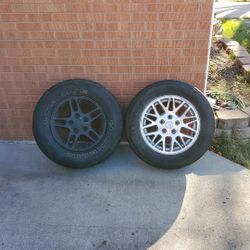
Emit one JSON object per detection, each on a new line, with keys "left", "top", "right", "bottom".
{"left": 242, "top": 106, "right": 250, "bottom": 117}
{"left": 238, "top": 57, "right": 250, "bottom": 65}
{"left": 214, "top": 128, "right": 232, "bottom": 138}
{"left": 233, "top": 127, "right": 250, "bottom": 140}
{"left": 242, "top": 64, "right": 250, "bottom": 72}
{"left": 233, "top": 50, "right": 249, "bottom": 58}
{"left": 216, "top": 109, "right": 249, "bottom": 129}
{"left": 227, "top": 40, "right": 240, "bottom": 47}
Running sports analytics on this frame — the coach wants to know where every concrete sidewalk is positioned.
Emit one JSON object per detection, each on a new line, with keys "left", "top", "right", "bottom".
{"left": 215, "top": 1, "right": 250, "bottom": 19}
{"left": 0, "top": 142, "right": 249, "bottom": 250}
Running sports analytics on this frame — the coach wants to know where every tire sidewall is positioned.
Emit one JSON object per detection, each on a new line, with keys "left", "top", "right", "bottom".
{"left": 126, "top": 80, "right": 215, "bottom": 169}
{"left": 33, "top": 79, "right": 122, "bottom": 168}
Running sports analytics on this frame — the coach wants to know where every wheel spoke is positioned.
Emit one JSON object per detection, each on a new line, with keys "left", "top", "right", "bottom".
{"left": 154, "top": 138, "right": 162, "bottom": 147}
{"left": 174, "top": 101, "right": 185, "bottom": 113}
{"left": 170, "top": 137, "right": 174, "bottom": 152}
{"left": 69, "top": 98, "right": 81, "bottom": 114}
{"left": 53, "top": 117, "right": 70, "bottom": 129}
{"left": 87, "top": 128, "right": 100, "bottom": 142}
{"left": 145, "top": 112, "right": 157, "bottom": 117}
{"left": 145, "top": 131, "right": 158, "bottom": 136}
{"left": 144, "top": 116, "right": 155, "bottom": 123}
{"left": 179, "top": 136, "right": 186, "bottom": 147}
{"left": 87, "top": 107, "right": 102, "bottom": 120}
{"left": 151, "top": 134, "right": 158, "bottom": 145}
{"left": 174, "top": 137, "right": 183, "bottom": 149}
{"left": 66, "top": 132, "right": 78, "bottom": 146}
{"left": 143, "top": 122, "right": 156, "bottom": 129}
{"left": 151, "top": 104, "right": 159, "bottom": 116}
{"left": 181, "top": 125, "right": 197, "bottom": 133}
{"left": 185, "top": 119, "right": 197, "bottom": 125}
{"left": 162, "top": 137, "right": 166, "bottom": 152}
{"left": 166, "top": 97, "right": 171, "bottom": 112}
{"left": 181, "top": 133, "right": 194, "bottom": 140}
{"left": 180, "top": 107, "right": 191, "bottom": 118}
{"left": 158, "top": 100, "right": 167, "bottom": 113}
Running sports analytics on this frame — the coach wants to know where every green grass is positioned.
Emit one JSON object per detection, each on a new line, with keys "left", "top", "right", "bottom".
{"left": 210, "top": 135, "right": 250, "bottom": 169}
{"left": 223, "top": 19, "right": 250, "bottom": 53}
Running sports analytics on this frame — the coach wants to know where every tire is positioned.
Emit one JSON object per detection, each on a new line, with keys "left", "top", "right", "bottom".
{"left": 125, "top": 80, "right": 215, "bottom": 169}
{"left": 33, "top": 79, "right": 123, "bottom": 168}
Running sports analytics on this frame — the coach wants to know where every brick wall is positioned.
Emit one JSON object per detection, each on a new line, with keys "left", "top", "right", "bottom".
{"left": 0, "top": 0, "right": 213, "bottom": 140}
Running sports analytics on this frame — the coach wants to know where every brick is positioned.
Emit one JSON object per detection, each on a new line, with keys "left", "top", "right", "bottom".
{"left": 19, "top": 41, "right": 44, "bottom": 48}
{"left": 242, "top": 64, "right": 250, "bottom": 72}
{"left": 27, "top": 14, "right": 51, "bottom": 22}
{"left": 216, "top": 109, "right": 249, "bottom": 129}
{"left": 45, "top": 41, "right": 69, "bottom": 48}
{"left": 0, "top": 41, "right": 19, "bottom": 48}
{"left": 132, "top": 13, "right": 157, "bottom": 21}
{"left": 0, "top": 14, "right": 26, "bottom": 22}
{"left": 0, "top": 0, "right": 213, "bottom": 140}
{"left": 16, "top": 23, "right": 41, "bottom": 31}
{"left": 55, "top": 32, "right": 80, "bottom": 40}
{"left": 11, "top": 4, "right": 65, "bottom": 13}
{"left": 105, "top": 13, "right": 130, "bottom": 21}
{"left": 147, "top": 4, "right": 172, "bottom": 12}
{"left": 233, "top": 50, "right": 249, "bottom": 58}
{"left": 238, "top": 57, "right": 250, "bottom": 65}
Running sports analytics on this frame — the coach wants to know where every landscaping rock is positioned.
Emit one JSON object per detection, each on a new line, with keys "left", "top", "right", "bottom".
{"left": 232, "top": 49, "right": 249, "bottom": 58}
{"left": 233, "top": 127, "right": 250, "bottom": 140}
{"left": 242, "top": 107, "right": 250, "bottom": 126}
{"left": 215, "top": 128, "right": 232, "bottom": 138}
{"left": 216, "top": 109, "right": 249, "bottom": 129}
{"left": 238, "top": 57, "right": 250, "bottom": 65}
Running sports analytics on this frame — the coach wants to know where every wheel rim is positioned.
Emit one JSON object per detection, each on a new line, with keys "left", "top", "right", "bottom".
{"left": 50, "top": 96, "right": 107, "bottom": 152}
{"left": 140, "top": 95, "right": 201, "bottom": 155}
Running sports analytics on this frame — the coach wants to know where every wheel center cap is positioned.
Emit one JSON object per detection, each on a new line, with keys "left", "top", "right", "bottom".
{"left": 75, "top": 119, "right": 83, "bottom": 127}
{"left": 165, "top": 121, "right": 173, "bottom": 129}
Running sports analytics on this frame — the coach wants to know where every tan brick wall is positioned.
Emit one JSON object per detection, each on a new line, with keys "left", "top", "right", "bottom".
{"left": 0, "top": 0, "right": 213, "bottom": 140}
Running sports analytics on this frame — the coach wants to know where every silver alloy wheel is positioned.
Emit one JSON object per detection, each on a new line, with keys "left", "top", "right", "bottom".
{"left": 140, "top": 95, "right": 201, "bottom": 155}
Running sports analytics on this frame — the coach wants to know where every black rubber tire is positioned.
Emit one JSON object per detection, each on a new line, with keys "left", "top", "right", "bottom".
{"left": 33, "top": 79, "right": 123, "bottom": 168}
{"left": 125, "top": 80, "right": 215, "bottom": 169}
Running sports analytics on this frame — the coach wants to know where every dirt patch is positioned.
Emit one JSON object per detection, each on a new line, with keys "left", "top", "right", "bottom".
{"left": 207, "top": 42, "right": 250, "bottom": 108}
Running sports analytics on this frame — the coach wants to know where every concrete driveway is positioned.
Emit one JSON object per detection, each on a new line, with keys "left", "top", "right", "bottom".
{"left": 0, "top": 142, "right": 249, "bottom": 250}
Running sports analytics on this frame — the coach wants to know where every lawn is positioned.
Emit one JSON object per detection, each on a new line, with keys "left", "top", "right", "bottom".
{"left": 223, "top": 19, "right": 250, "bottom": 53}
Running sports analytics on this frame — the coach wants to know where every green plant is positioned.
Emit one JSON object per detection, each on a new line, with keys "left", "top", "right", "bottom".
{"left": 207, "top": 89, "right": 245, "bottom": 109}
{"left": 223, "top": 19, "right": 250, "bottom": 53}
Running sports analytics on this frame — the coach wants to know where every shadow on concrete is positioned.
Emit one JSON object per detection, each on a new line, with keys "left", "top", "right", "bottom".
{"left": 0, "top": 143, "right": 243, "bottom": 249}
